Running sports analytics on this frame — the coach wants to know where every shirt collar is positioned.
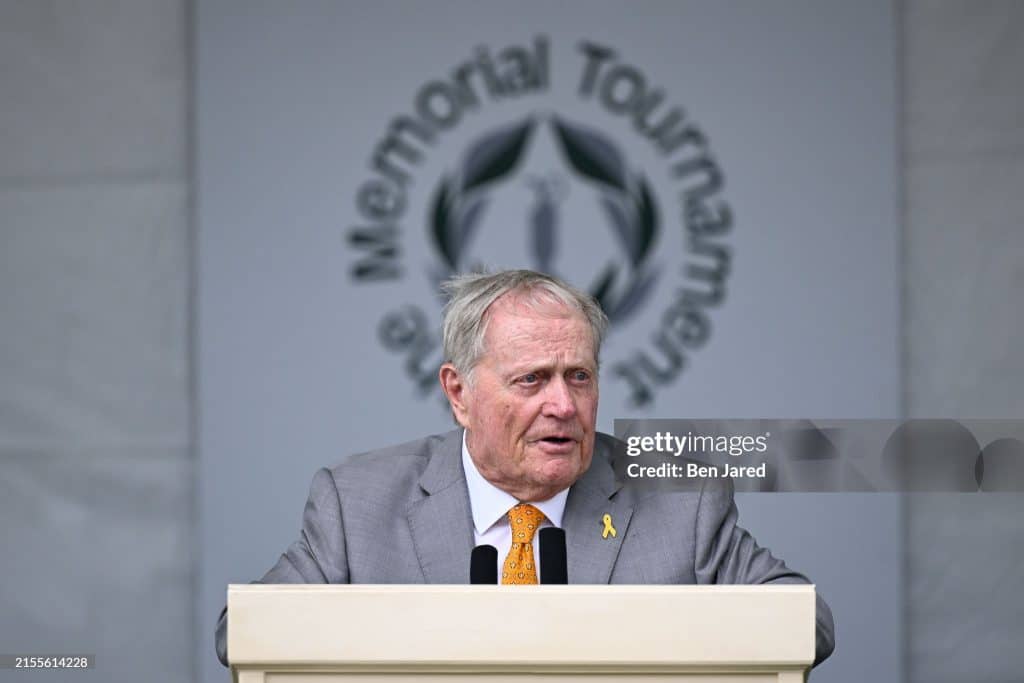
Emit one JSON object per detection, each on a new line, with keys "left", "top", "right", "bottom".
{"left": 461, "top": 429, "right": 569, "bottom": 535}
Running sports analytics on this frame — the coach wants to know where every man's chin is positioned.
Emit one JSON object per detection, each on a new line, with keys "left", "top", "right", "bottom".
{"left": 532, "top": 453, "right": 584, "bottom": 484}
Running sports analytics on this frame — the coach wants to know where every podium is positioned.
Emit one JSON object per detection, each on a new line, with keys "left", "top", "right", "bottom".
{"left": 228, "top": 584, "right": 816, "bottom": 682}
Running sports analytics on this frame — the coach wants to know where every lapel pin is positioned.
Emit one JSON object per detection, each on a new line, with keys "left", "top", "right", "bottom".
{"left": 601, "top": 513, "right": 617, "bottom": 539}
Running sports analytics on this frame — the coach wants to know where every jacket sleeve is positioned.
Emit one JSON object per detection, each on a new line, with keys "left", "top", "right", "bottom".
{"left": 215, "top": 467, "right": 350, "bottom": 666}
{"left": 692, "top": 474, "right": 836, "bottom": 668}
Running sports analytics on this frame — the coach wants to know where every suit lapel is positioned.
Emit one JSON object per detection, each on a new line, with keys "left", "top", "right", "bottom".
{"left": 406, "top": 430, "right": 633, "bottom": 584}
{"left": 407, "top": 430, "right": 475, "bottom": 583}
{"left": 563, "top": 442, "right": 633, "bottom": 584}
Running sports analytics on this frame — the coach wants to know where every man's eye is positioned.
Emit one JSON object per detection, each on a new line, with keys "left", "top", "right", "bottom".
{"left": 571, "top": 370, "right": 590, "bottom": 382}
{"left": 519, "top": 373, "right": 539, "bottom": 384}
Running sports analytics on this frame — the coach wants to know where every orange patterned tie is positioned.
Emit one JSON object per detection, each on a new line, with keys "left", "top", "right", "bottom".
{"left": 502, "top": 503, "right": 545, "bottom": 584}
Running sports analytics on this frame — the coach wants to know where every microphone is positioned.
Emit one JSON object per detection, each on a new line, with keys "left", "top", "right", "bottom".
{"left": 470, "top": 544, "right": 498, "bottom": 584}
{"left": 539, "top": 527, "right": 568, "bottom": 584}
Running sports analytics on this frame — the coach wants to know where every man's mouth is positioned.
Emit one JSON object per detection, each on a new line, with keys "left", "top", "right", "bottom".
{"left": 530, "top": 434, "right": 581, "bottom": 456}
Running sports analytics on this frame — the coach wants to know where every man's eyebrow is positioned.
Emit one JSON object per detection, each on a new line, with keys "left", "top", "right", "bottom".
{"left": 504, "top": 358, "right": 597, "bottom": 375}
{"left": 503, "top": 362, "right": 548, "bottom": 377}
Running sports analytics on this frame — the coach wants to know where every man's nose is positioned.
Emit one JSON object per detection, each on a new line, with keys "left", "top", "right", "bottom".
{"left": 542, "top": 377, "right": 577, "bottom": 419}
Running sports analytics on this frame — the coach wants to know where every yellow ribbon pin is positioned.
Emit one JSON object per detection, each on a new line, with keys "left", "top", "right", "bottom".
{"left": 601, "top": 514, "right": 617, "bottom": 539}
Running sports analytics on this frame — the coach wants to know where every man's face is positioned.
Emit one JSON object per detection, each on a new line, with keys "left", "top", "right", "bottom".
{"left": 447, "top": 294, "right": 599, "bottom": 502}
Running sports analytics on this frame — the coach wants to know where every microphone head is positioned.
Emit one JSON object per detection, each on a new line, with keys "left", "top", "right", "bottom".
{"left": 539, "top": 527, "right": 568, "bottom": 584}
{"left": 470, "top": 544, "right": 499, "bottom": 584}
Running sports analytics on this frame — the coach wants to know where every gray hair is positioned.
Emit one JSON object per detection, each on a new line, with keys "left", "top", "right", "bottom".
{"left": 440, "top": 269, "right": 609, "bottom": 380}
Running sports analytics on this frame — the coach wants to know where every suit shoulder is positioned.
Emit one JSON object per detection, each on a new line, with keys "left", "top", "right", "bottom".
{"left": 325, "top": 429, "right": 458, "bottom": 489}
{"left": 594, "top": 431, "right": 626, "bottom": 459}
{"left": 599, "top": 429, "right": 730, "bottom": 500}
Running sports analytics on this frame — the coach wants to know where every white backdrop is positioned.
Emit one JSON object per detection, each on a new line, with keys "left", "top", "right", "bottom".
{"left": 197, "top": 2, "right": 900, "bottom": 682}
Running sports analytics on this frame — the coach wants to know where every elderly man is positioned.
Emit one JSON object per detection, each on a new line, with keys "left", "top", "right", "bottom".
{"left": 216, "top": 269, "right": 835, "bottom": 666}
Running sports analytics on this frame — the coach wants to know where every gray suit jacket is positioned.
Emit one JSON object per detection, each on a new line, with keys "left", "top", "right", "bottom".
{"left": 216, "top": 429, "right": 835, "bottom": 666}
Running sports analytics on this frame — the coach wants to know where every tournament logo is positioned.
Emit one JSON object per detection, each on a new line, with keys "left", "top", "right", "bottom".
{"left": 428, "top": 115, "right": 659, "bottom": 325}
{"left": 347, "top": 38, "right": 732, "bottom": 408}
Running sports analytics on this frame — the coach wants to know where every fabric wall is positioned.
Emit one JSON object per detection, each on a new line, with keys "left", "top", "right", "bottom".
{"left": 0, "top": 2, "right": 192, "bottom": 682}
{"left": 903, "top": 2, "right": 1024, "bottom": 680}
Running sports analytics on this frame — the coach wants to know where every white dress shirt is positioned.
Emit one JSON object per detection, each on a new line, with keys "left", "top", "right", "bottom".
{"left": 461, "top": 429, "right": 569, "bottom": 578}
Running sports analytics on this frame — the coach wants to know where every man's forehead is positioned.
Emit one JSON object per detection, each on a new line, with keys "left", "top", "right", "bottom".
{"left": 481, "top": 294, "right": 595, "bottom": 364}
{"left": 483, "top": 293, "right": 586, "bottom": 338}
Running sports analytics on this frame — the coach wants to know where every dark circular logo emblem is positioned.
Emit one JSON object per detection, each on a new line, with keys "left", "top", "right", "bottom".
{"left": 346, "top": 37, "right": 734, "bottom": 408}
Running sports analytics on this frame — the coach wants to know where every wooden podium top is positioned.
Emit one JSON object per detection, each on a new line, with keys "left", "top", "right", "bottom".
{"left": 228, "top": 584, "right": 815, "bottom": 675}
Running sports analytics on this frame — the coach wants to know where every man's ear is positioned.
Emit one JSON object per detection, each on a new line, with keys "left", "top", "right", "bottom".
{"left": 439, "top": 362, "right": 471, "bottom": 428}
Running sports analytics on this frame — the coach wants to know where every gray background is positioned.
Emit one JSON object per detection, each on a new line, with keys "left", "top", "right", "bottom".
{"left": 0, "top": 2, "right": 1022, "bottom": 683}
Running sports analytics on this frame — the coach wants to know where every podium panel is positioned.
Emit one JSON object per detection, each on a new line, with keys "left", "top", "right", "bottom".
{"left": 243, "top": 675, "right": 800, "bottom": 683}
{"left": 228, "top": 585, "right": 814, "bottom": 683}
